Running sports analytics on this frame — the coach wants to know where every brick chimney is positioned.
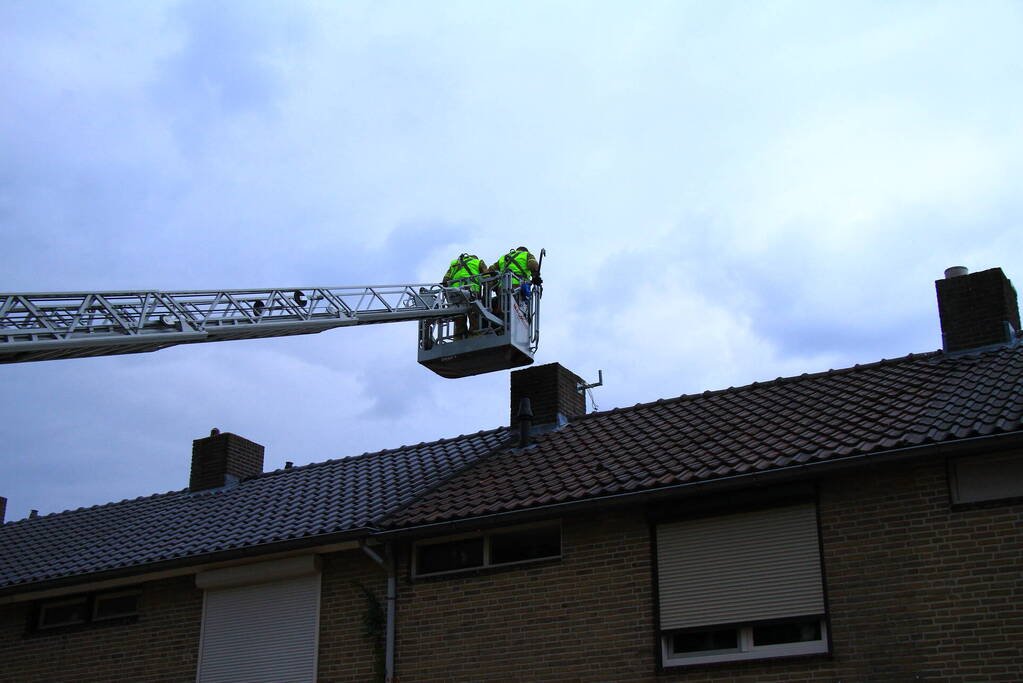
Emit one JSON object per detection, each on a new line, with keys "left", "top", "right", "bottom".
{"left": 0, "top": 496, "right": 6, "bottom": 524}
{"left": 190, "top": 429, "right": 265, "bottom": 492}
{"left": 510, "top": 363, "right": 586, "bottom": 430}
{"left": 935, "top": 267, "right": 1020, "bottom": 353}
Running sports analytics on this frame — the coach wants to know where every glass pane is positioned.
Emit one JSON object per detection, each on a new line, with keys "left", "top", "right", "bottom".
{"left": 39, "top": 599, "right": 88, "bottom": 628}
{"left": 753, "top": 619, "right": 822, "bottom": 646}
{"left": 490, "top": 526, "right": 561, "bottom": 565}
{"left": 671, "top": 627, "right": 738, "bottom": 654}
{"left": 416, "top": 537, "right": 484, "bottom": 574}
{"left": 94, "top": 593, "right": 139, "bottom": 620}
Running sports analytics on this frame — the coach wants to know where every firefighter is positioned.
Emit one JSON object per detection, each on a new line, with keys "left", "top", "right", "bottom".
{"left": 442, "top": 253, "right": 487, "bottom": 337}
{"left": 489, "top": 247, "right": 542, "bottom": 320}
{"left": 442, "top": 253, "right": 487, "bottom": 293}
{"left": 491, "top": 246, "right": 542, "bottom": 290}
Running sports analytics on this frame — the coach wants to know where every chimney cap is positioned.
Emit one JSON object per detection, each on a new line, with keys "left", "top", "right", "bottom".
{"left": 944, "top": 266, "right": 969, "bottom": 279}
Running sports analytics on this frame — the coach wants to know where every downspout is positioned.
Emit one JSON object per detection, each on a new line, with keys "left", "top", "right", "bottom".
{"left": 360, "top": 541, "right": 396, "bottom": 683}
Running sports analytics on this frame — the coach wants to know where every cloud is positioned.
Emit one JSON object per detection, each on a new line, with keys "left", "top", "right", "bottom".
{"left": 2, "top": 1, "right": 1022, "bottom": 522}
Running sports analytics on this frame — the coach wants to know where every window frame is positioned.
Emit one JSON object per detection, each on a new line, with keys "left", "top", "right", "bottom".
{"left": 34, "top": 589, "right": 140, "bottom": 633}
{"left": 411, "top": 520, "right": 562, "bottom": 578}
{"left": 91, "top": 589, "right": 141, "bottom": 622}
{"left": 36, "top": 595, "right": 90, "bottom": 630}
{"left": 661, "top": 617, "right": 829, "bottom": 667}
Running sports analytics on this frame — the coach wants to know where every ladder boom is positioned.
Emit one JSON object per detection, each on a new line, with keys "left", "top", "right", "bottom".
{"left": 0, "top": 284, "right": 471, "bottom": 363}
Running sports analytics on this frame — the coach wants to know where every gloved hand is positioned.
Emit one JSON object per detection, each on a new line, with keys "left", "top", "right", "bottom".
{"left": 532, "top": 275, "right": 543, "bottom": 286}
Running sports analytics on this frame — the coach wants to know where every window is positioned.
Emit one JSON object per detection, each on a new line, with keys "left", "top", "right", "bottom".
{"left": 663, "top": 618, "right": 828, "bottom": 665}
{"left": 36, "top": 590, "right": 139, "bottom": 631}
{"left": 656, "top": 503, "right": 828, "bottom": 667}
{"left": 951, "top": 451, "right": 1023, "bottom": 504}
{"left": 38, "top": 597, "right": 89, "bottom": 629}
{"left": 417, "top": 536, "right": 484, "bottom": 575}
{"left": 93, "top": 590, "right": 140, "bottom": 621}
{"left": 413, "top": 522, "right": 561, "bottom": 576}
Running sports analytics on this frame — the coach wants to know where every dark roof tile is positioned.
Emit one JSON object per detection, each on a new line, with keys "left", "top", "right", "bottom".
{"left": 7, "top": 344, "right": 1023, "bottom": 592}
{"left": 383, "top": 345, "right": 1023, "bottom": 528}
{"left": 0, "top": 427, "right": 510, "bottom": 591}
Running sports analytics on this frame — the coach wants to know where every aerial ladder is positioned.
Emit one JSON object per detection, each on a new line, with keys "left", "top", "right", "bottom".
{"left": 0, "top": 272, "right": 540, "bottom": 378}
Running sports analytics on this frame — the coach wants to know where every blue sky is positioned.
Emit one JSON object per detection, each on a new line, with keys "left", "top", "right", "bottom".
{"left": 2, "top": 1, "right": 1021, "bottom": 522}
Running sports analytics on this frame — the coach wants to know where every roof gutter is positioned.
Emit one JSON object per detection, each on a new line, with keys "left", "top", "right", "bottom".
{"left": 371, "top": 429, "right": 1023, "bottom": 539}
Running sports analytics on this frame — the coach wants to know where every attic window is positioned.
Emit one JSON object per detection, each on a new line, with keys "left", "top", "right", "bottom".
{"left": 93, "top": 591, "right": 140, "bottom": 621}
{"left": 38, "top": 597, "right": 89, "bottom": 629}
{"left": 950, "top": 451, "right": 1023, "bottom": 504}
{"left": 36, "top": 590, "right": 139, "bottom": 631}
{"left": 413, "top": 522, "right": 561, "bottom": 577}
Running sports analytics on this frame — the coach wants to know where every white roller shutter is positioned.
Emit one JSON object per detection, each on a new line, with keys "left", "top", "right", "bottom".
{"left": 197, "top": 563, "right": 321, "bottom": 683}
{"left": 657, "top": 503, "right": 824, "bottom": 631}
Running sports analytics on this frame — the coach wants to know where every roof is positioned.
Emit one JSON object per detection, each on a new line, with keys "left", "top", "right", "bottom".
{"left": 0, "top": 427, "right": 510, "bottom": 593}
{"left": 4, "top": 343, "right": 1023, "bottom": 594}
{"left": 382, "top": 345, "right": 1023, "bottom": 528}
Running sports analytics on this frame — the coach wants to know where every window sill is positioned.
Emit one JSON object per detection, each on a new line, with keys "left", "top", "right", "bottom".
{"left": 25, "top": 615, "right": 139, "bottom": 638}
{"left": 660, "top": 647, "right": 831, "bottom": 672}
{"left": 950, "top": 495, "right": 1023, "bottom": 511}
{"left": 410, "top": 555, "right": 561, "bottom": 582}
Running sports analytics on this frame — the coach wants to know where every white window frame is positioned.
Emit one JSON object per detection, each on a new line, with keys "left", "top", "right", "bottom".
{"left": 662, "top": 618, "right": 828, "bottom": 667}
{"left": 412, "top": 520, "right": 562, "bottom": 577}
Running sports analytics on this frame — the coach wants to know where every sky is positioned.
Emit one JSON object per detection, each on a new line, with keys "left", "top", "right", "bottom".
{"left": 2, "top": 1, "right": 1021, "bottom": 522}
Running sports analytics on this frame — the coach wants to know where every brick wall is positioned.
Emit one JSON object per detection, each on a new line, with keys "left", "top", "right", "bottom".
{"left": 317, "top": 549, "right": 388, "bottom": 682}
{"left": 510, "top": 363, "right": 586, "bottom": 427}
{"left": 391, "top": 457, "right": 1022, "bottom": 682}
{"left": 0, "top": 551, "right": 386, "bottom": 683}
{"left": 396, "top": 510, "right": 655, "bottom": 681}
{"left": 189, "top": 431, "right": 265, "bottom": 491}
{"left": 0, "top": 575, "right": 202, "bottom": 683}
{"left": 819, "top": 458, "right": 1023, "bottom": 682}
{"left": 3, "top": 457, "right": 1018, "bottom": 682}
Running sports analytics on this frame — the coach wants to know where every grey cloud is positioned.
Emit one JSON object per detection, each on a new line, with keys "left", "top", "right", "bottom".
{"left": 3, "top": 1, "right": 1023, "bottom": 525}
{"left": 149, "top": 1, "right": 303, "bottom": 147}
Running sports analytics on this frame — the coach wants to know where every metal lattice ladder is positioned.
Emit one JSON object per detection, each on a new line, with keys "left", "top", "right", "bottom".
{"left": 0, "top": 284, "right": 472, "bottom": 363}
